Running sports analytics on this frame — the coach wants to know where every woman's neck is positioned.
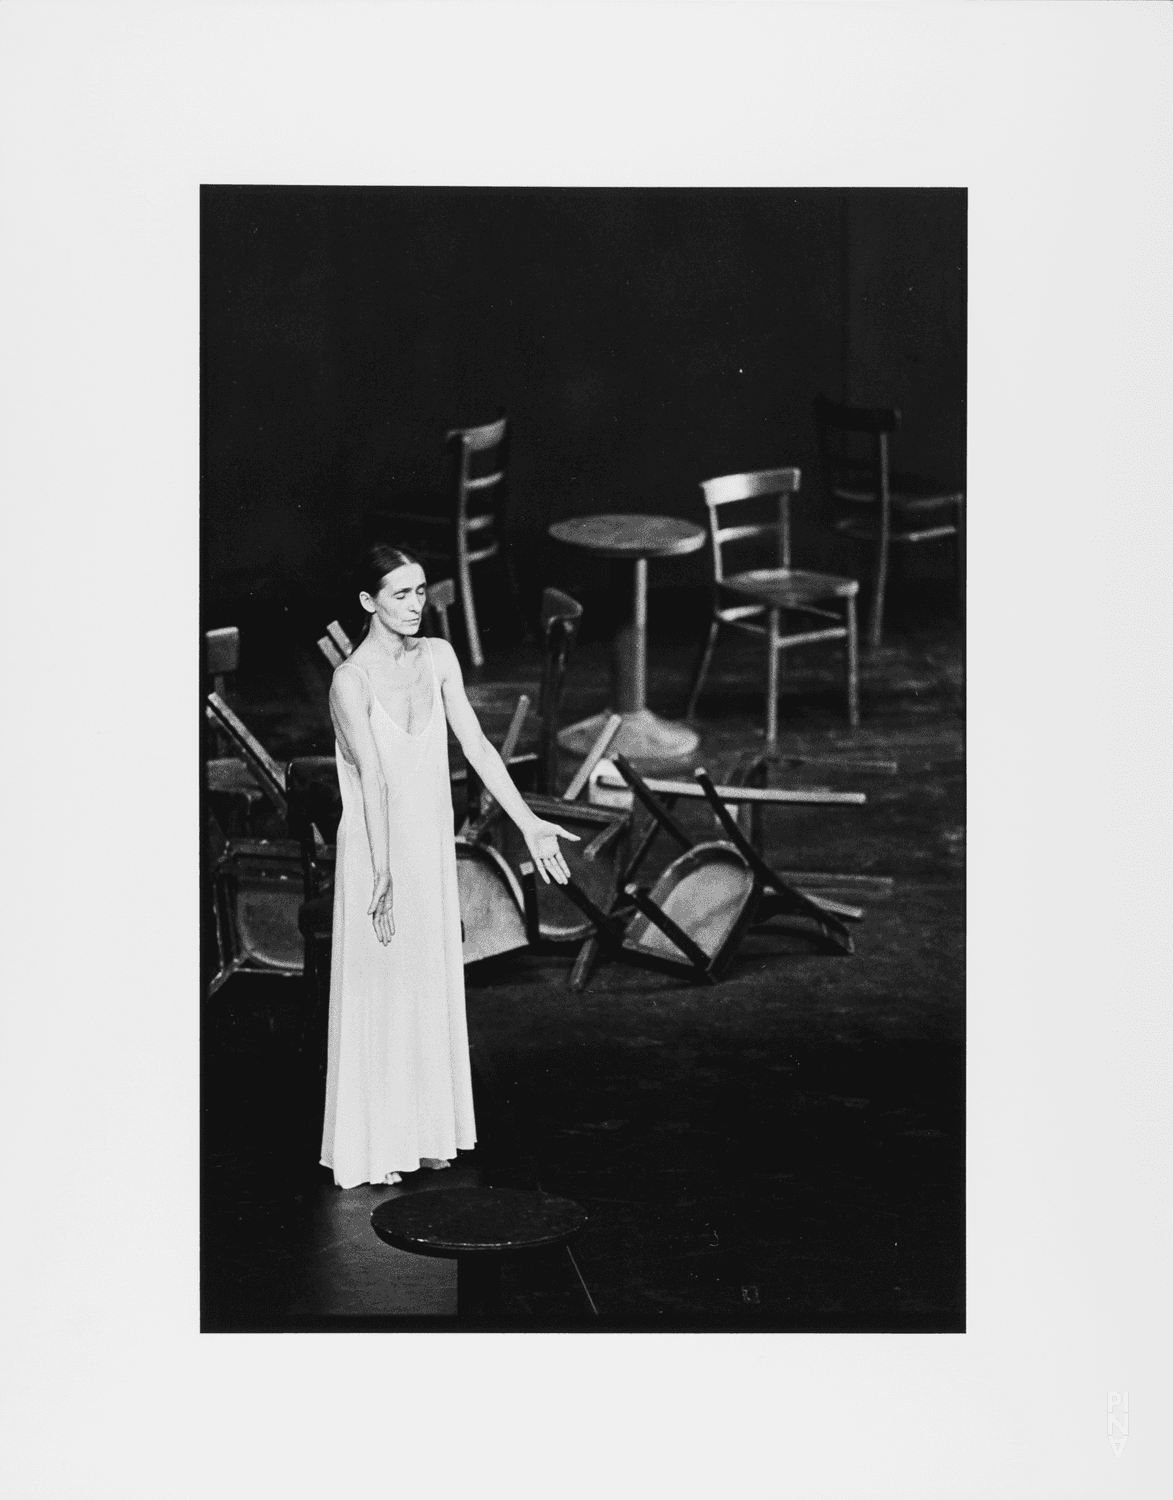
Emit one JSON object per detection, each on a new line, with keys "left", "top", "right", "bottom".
{"left": 367, "top": 616, "right": 414, "bottom": 663}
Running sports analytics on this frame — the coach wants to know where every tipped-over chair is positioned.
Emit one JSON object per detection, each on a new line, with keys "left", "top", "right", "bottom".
{"left": 364, "top": 416, "right": 511, "bottom": 668}
{"left": 813, "top": 394, "right": 965, "bottom": 649}
{"left": 686, "top": 467, "right": 860, "bottom": 738}
{"left": 463, "top": 713, "right": 629, "bottom": 957}
{"left": 547, "top": 756, "right": 857, "bottom": 986}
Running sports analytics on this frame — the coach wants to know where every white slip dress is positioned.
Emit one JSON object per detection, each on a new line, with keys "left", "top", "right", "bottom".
{"left": 320, "top": 637, "right": 476, "bottom": 1188}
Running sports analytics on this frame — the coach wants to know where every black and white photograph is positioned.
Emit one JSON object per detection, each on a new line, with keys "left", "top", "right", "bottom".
{"left": 2, "top": 4, "right": 1169, "bottom": 1498}
{"left": 200, "top": 184, "right": 967, "bottom": 1334}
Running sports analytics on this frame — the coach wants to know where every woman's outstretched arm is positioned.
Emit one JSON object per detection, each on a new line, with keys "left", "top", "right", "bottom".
{"left": 432, "top": 638, "right": 579, "bottom": 885}
{"left": 329, "top": 665, "right": 395, "bottom": 943}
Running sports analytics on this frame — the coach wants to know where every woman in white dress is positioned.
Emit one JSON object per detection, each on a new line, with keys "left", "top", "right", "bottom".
{"left": 320, "top": 544, "right": 578, "bottom": 1189}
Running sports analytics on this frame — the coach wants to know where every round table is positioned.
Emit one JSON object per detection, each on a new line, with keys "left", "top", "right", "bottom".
{"left": 371, "top": 1187, "right": 587, "bottom": 1322}
{"left": 549, "top": 513, "right": 706, "bottom": 767}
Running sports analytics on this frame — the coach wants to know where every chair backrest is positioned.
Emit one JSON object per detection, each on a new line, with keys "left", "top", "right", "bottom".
{"left": 537, "top": 586, "right": 584, "bottom": 795}
{"left": 423, "top": 577, "right": 456, "bottom": 643}
{"left": 698, "top": 468, "right": 802, "bottom": 583}
{"left": 446, "top": 416, "right": 509, "bottom": 526}
{"left": 813, "top": 394, "right": 900, "bottom": 502}
{"left": 205, "top": 626, "right": 240, "bottom": 679}
{"left": 205, "top": 692, "right": 288, "bottom": 816}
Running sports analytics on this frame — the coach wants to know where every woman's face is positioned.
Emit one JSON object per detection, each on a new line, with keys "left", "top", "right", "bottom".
{"left": 361, "top": 563, "right": 427, "bottom": 637}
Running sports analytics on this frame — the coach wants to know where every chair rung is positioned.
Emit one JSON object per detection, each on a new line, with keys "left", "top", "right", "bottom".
{"left": 717, "top": 604, "right": 767, "bottom": 624}
{"left": 716, "top": 522, "right": 775, "bottom": 546}
{"left": 463, "top": 513, "right": 496, "bottom": 532}
{"left": 465, "top": 543, "right": 500, "bottom": 564}
{"left": 837, "top": 518, "right": 957, "bottom": 544}
{"left": 465, "top": 471, "right": 505, "bottom": 491}
{"left": 834, "top": 490, "right": 962, "bottom": 512}
{"left": 891, "top": 525, "right": 958, "bottom": 543}
{"left": 373, "top": 511, "right": 450, "bottom": 527}
{"left": 773, "top": 626, "right": 847, "bottom": 649}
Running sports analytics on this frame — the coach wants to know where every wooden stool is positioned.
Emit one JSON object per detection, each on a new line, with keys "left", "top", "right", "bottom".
{"left": 370, "top": 1187, "right": 587, "bottom": 1322}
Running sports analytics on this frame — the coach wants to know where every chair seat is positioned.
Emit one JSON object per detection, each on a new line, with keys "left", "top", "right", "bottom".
{"left": 721, "top": 567, "right": 858, "bottom": 610}
{"left": 205, "top": 757, "right": 265, "bottom": 798}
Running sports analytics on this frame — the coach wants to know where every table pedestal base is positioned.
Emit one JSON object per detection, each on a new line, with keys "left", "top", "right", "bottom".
{"left": 558, "top": 707, "right": 699, "bottom": 769}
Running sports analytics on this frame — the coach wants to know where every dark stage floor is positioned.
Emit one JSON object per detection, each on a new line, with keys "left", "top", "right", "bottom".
{"left": 202, "top": 582, "right": 964, "bottom": 1333}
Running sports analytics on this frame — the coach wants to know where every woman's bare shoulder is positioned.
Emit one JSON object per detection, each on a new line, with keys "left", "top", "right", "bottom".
{"left": 330, "top": 658, "right": 369, "bottom": 708}
{"left": 428, "top": 635, "right": 461, "bottom": 678}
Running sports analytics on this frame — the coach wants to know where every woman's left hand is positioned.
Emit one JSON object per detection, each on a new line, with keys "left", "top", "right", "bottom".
{"left": 522, "top": 817, "right": 580, "bottom": 885}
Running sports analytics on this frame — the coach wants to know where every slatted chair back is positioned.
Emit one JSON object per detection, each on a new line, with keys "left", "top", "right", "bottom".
{"left": 447, "top": 415, "right": 509, "bottom": 565}
{"left": 812, "top": 393, "right": 900, "bottom": 507}
{"left": 699, "top": 467, "right": 802, "bottom": 586}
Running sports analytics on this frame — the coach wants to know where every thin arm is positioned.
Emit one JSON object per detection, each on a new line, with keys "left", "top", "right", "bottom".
{"left": 329, "top": 666, "right": 391, "bottom": 882}
{"left": 434, "top": 638, "right": 543, "bottom": 838}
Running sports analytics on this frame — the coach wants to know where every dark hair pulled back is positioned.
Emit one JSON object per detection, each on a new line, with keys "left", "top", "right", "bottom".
{"left": 355, "top": 542, "right": 425, "bottom": 600}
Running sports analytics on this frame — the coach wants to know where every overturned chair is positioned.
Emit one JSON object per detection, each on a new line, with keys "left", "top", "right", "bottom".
{"left": 549, "top": 755, "right": 863, "bottom": 987}
{"left": 205, "top": 688, "right": 540, "bottom": 976}
{"left": 459, "top": 711, "right": 629, "bottom": 958}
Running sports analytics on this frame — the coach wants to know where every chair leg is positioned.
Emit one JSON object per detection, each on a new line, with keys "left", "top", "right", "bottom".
{"left": 569, "top": 933, "right": 603, "bottom": 991}
{"left": 457, "top": 545, "right": 484, "bottom": 668}
{"left": 867, "top": 536, "right": 888, "bottom": 651}
{"left": 765, "top": 609, "right": 780, "bottom": 748}
{"left": 685, "top": 619, "right": 720, "bottom": 719}
{"left": 845, "top": 594, "right": 860, "bottom": 728}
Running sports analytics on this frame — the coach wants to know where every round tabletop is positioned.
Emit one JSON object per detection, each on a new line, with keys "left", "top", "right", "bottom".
{"left": 549, "top": 513, "right": 705, "bottom": 560}
{"left": 370, "top": 1187, "right": 587, "bottom": 1257}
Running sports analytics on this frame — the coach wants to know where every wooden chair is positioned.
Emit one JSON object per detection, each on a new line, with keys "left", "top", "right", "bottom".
{"left": 465, "top": 714, "right": 629, "bottom": 956}
{"left": 533, "top": 587, "right": 584, "bottom": 796}
{"left": 813, "top": 394, "right": 965, "bottom": 649}
{"left": 203, "top": 625, "right": 270, "bottom": 832}
{"left": 546, "top": 756, "right": 857, "bottom": 986}
{"left": 458, "top": 585, "right": 585, "bottom": 809}
{"left": 685, "top": 468, "right": 860, "bottom": 738}
{"left": 365, "top": 417, "right": 511, "bottom": 668}
{"left": 204, "top": 694, "right": 328, "bottom": 995}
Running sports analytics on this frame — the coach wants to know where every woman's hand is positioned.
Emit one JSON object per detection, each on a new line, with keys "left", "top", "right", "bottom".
{"left": 522, "top": 817, "right": 580, "bottom": 885}
{"left": 368, "top": 869, "right": 395, "bottom": 945}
